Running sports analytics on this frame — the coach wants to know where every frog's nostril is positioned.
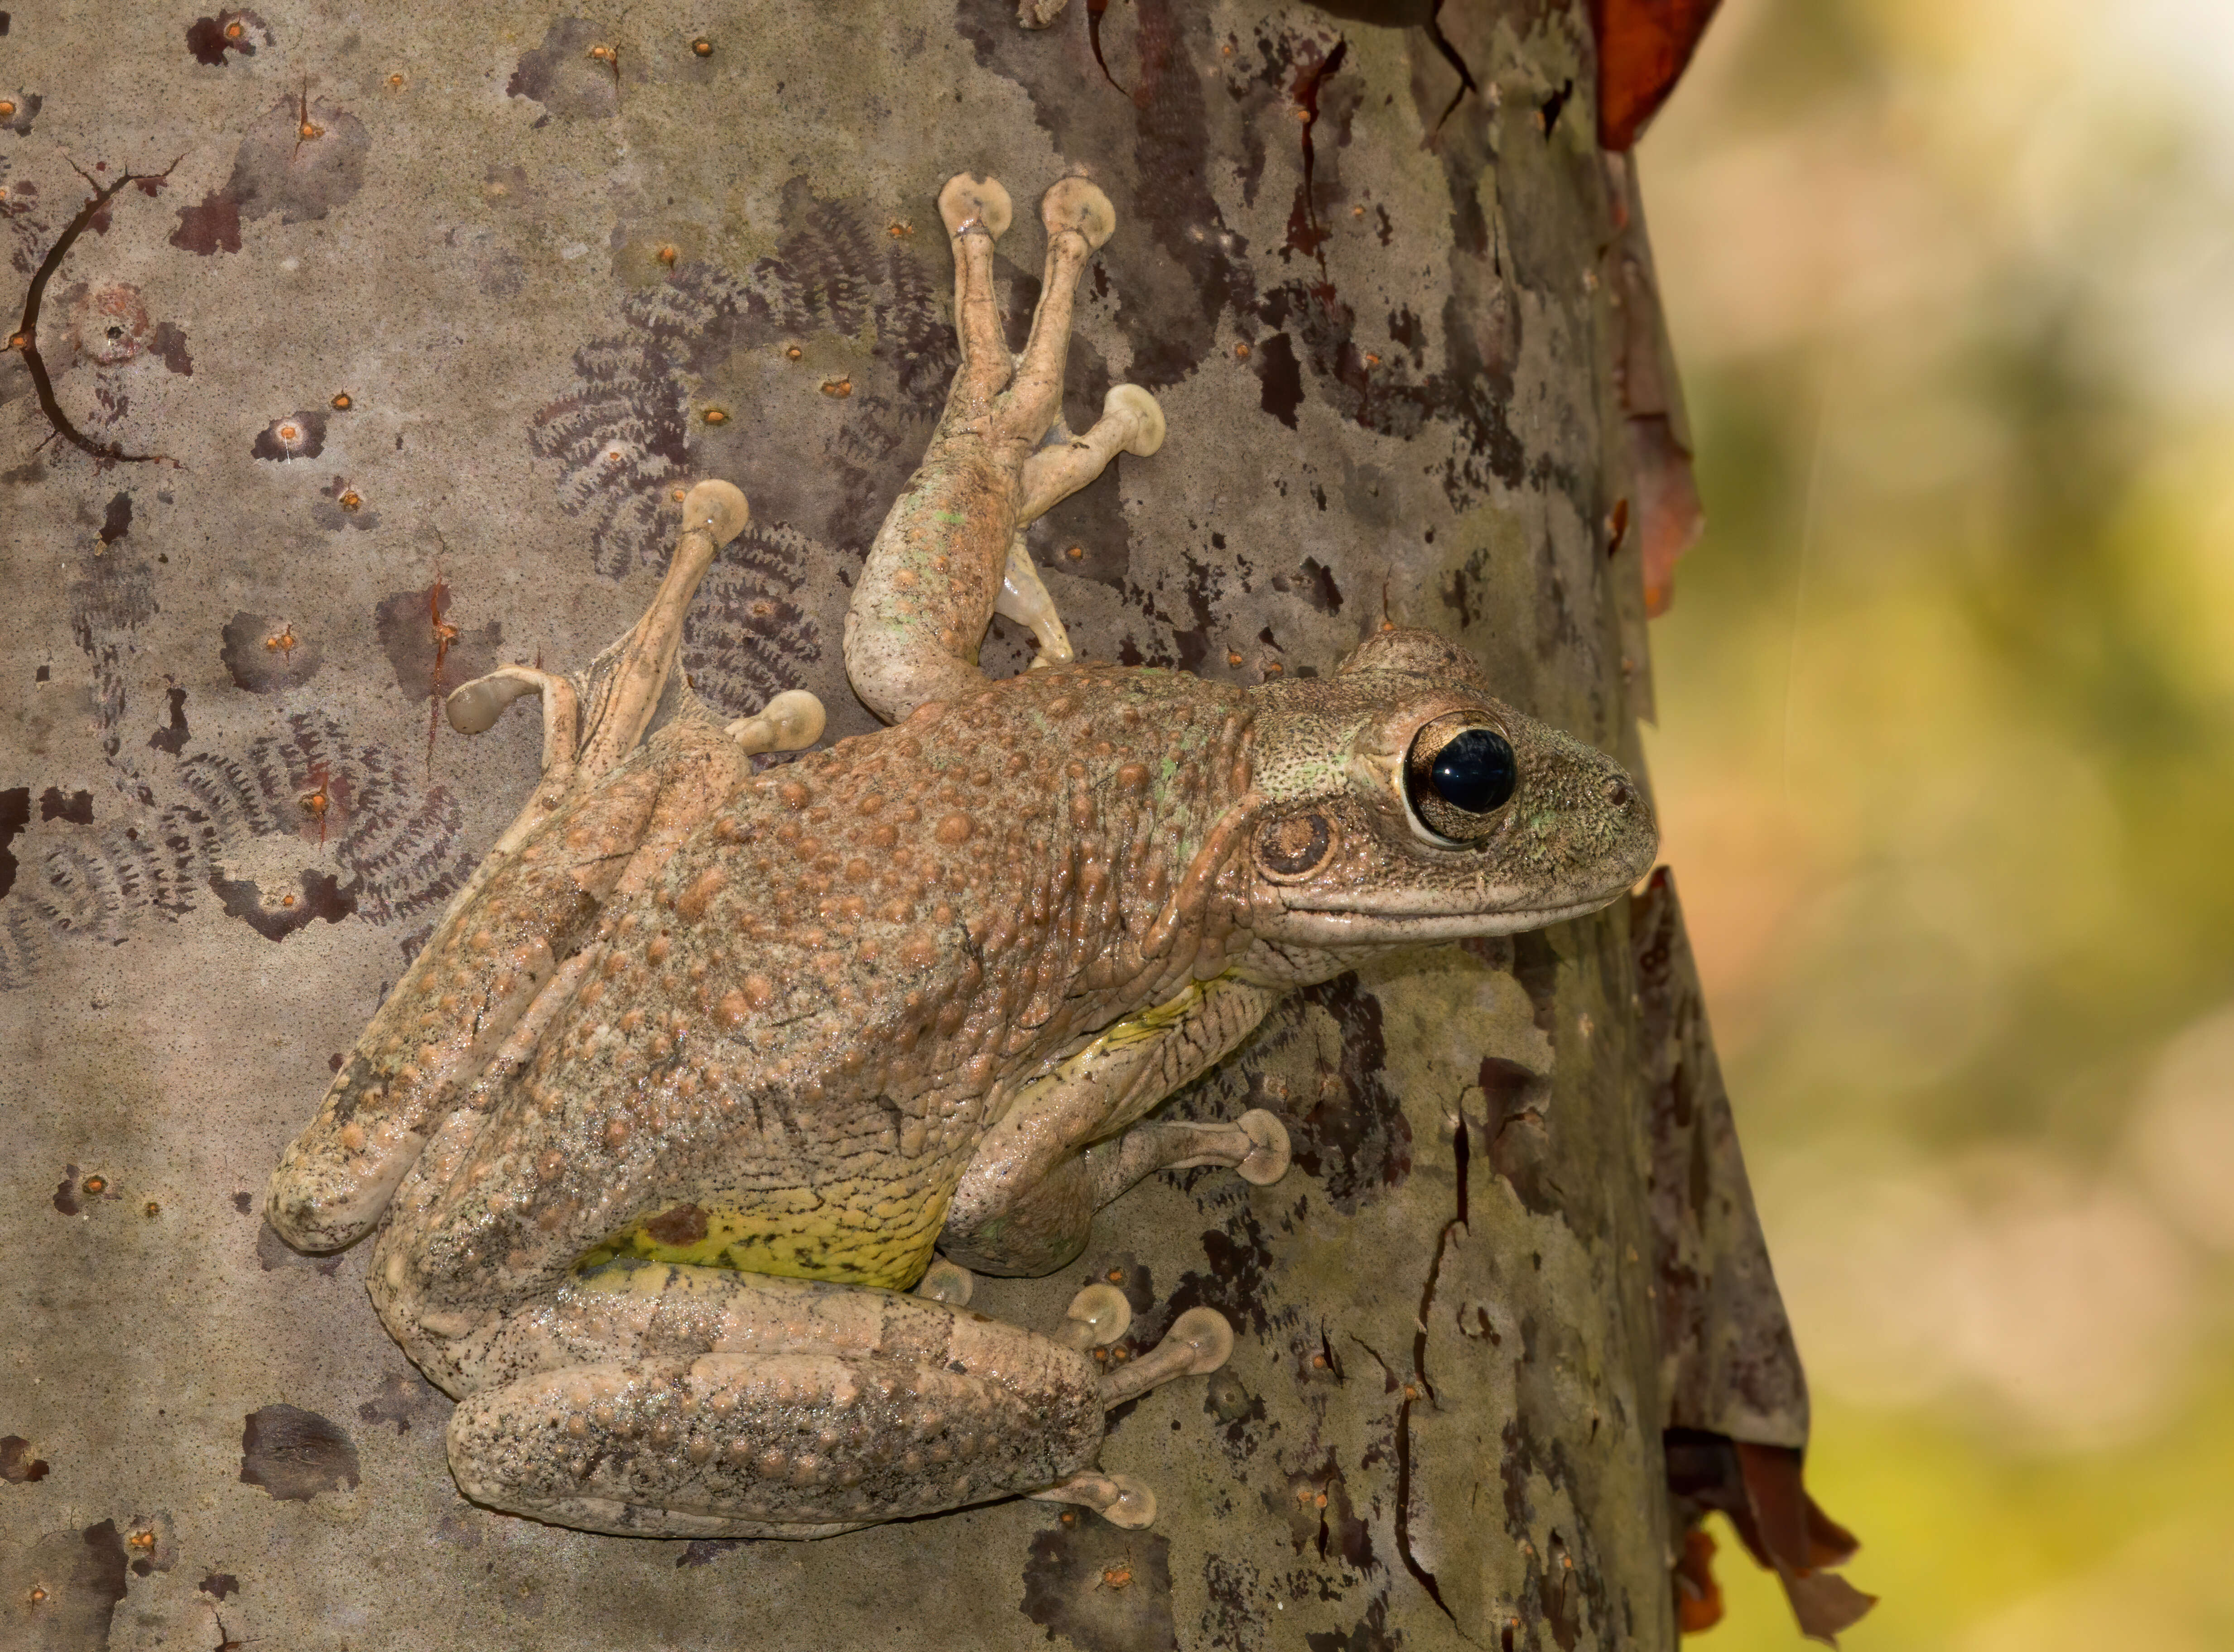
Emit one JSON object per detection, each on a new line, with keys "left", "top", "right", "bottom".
{"left": 1604, "top": 778, "right": 1631, "bottom": 809}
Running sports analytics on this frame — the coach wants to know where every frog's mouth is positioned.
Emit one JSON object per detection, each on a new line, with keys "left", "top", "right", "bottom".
{"left": 1263, "top": 889, "right": 1632, "bottom": 945}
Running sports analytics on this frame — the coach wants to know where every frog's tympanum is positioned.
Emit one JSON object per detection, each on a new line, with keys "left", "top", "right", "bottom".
{"left": 268, "top": 173, "right": 1656, "bottom": 1540}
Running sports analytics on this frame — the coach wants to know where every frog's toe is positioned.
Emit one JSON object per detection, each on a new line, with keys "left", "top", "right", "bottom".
{"left": 1100, "top": 383, "right": 1166, "bottom": 456}
{"left": 1030, "top": 1470, "right": 1156, "bottom": 1529}
{"left": 1235, "top": 1108, "right": 1292, "bottom": 1186}
{"left": 1041, "top": 176, "right": 1116, "bottom": 251}
{"left": 914, "top": 1256, "right": 975, "bottom": 1306}
{"left": 1099, "top": 1307, "right": 1233, "bottom": 1406}
{"left": 939, "top": 172, "right": 1013, "bottom": 239}
{"left": 1017, "top": 385, "right": 1168, "bottom": 525}
{"left": 1056, "top": 1282, "right": 1131, "bottom": 1349}
{"left": 726, "top": 689, "right": 826, "bottom": 755}
{"left": 681, "top": 478, "right": 750, "bottom": 546}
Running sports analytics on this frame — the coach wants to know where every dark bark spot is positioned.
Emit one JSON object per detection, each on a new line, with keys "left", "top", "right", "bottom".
{"left": 374, "top": 584, "right": 501, "bottom": 703}
{"left": 0, "top": 785, "right": 26, "bottom": 898}
{"left": 220, "top": 611, "right": 323, "bottom": 692}
{"left": 1304, "top": 1591, "right": 1401, "bottom": 1652}
{"left": 1, "top": 1521, "right": 128, "bottom": 1650}
{"left": 1020, "top": 1517, "right": 1179, "bottom": 1652}
{"left": 147, "top": 321, "right": 191, "bottom": 375}
{"left": 239, "top": 1404, "right": 359, "bottom": 1500}
{"left": 169, "top": 191, "right": 241, "bottom": 255}
{"left": 149, "top": 686, "right": 190, "bottom": 754}
{"left": 39, "top": 787, "right": 91, "bottom": 824}
{"left": 0, "top": 1435, "right": 50, "bottom": 1481}
{"left": 1256, "top": 331, "right": 1303, "bottom": 427}
{"left": 508, "top": 19, "right": 620, "bottom": 120}
{"left": 197, "top": 1571, "right": 240, "bottom": 1599}
{"left": 676, "top": 1539, "right": 745, "bottom": 1567}
{"left": 356, "top": 1371, "right": 440, "bottom": 1434}
{"left": 1288, "top": 975, "right": 1411, "bottom": 1209}
{"left": 209, "top": 867, "right": 357, "bottom": 940}
{"left": 97, "top": 491, "right": 131, "bottom": 543}
{"left": 250, "top": 410, "right": 326, "bottom": 460}
{"left": 185, "top": 10, "right": 269, "bottom": 66}
{"left": 229, "top": 96, "right": 371, "bottom": 226}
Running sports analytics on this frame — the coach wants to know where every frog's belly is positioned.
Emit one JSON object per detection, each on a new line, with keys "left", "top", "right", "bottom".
{"left": 578, "top": 1174, "right": 952, "bottom": 1291}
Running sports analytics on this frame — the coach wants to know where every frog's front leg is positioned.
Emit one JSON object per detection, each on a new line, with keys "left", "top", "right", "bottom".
{"left": 940, "top": 977, "right": 1292, "bottom": 1276}
{"left": 844, "top": 174, "right": 1164, "bottom": 722}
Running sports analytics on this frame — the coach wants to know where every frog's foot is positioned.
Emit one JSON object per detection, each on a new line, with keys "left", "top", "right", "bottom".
{"left": 436, "top": 479, "right": 758, "bottom": 870}
{"left": 1003, "top": 177, "right": 1116, "bottom": 437}
{"left": 1030, "top": 1471, "right": 1156, "bottom": 1529}
{"left": 849, "top": 174, "right": 1165, "bottom": 721}
{"left": 937, "top": 172, "right": 1016, "bottom": 406}
{"left": 1002, "top": 384, "right": 1167, "bottom": 669}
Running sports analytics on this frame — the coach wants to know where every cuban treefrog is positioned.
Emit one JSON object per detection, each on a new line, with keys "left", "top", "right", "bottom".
{"left": 267, "top": 173, "right": 1656, "bottom": 1540}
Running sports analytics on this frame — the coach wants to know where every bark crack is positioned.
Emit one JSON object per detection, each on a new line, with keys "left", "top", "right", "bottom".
{"left": 11, "top": 158, "right": 184, "bottom": 468}
{"left": 1424, "top": 0, "right": 1481, "bottom": 138}
{"left": 1085, "top": 0, "right": 1127, "bottom": 98}
{"left": 1287, "top": 37, "right": 1348, "bottom": 270}
{"left": 1390, "top": 1115, "right": 1474, "bottom": 1629}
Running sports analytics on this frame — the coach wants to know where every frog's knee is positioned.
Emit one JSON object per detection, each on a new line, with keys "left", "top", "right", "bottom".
{"left": 264, "top": 1142, "right": 386, "bottom": 1253}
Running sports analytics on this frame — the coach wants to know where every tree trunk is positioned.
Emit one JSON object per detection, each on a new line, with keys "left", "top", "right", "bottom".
{"left": 0, "top": 4, "right": 1848, "bottom": 1649}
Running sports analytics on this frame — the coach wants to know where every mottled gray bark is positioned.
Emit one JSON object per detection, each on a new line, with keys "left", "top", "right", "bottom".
{"left": 0, "top": 4, "right": 1825, "bottom": 1649}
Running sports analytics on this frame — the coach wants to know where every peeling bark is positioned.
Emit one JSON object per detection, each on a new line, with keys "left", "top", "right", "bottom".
{"left": 0, "top": 2, "right": 1850, "bottom": 1647}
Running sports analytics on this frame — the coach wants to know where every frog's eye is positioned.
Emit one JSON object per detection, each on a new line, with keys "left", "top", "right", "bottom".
{"left": 1404, "top": 714, "right": 1517, "bottom": 843}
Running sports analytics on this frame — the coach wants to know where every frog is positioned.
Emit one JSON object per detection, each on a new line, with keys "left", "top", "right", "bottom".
{"left": 265, "top": 170, "right": 1657, "bottom": 1541}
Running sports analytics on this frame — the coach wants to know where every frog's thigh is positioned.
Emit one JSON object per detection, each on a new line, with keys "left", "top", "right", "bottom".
{"left": 446, "top": 1291, "right": 1103, "bottom": 1539}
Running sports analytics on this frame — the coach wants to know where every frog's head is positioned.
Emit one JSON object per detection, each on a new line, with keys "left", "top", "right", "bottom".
{"left": 1238, "top": 629, "right": 1656, "bottom": 958}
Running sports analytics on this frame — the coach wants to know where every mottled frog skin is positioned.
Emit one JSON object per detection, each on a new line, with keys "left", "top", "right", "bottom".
{"left": 267, "top": 173, "right": 1656, "bottom": 1540}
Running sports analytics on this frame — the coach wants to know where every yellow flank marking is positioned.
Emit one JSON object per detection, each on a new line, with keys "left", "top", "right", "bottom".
{"left": 578, "top": 1180, "right": 948, "bottom": 1290}
{"left": 1067, "top": 971, "right": 1244, "bottom": 1065}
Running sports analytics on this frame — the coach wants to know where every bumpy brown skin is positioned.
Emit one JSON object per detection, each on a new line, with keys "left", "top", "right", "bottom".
{"left": 266, "top": 171, "right": 1656, "bottom": 1542}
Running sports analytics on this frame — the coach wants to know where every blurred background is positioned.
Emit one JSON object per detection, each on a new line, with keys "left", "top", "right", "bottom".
{"left": 1637, "top": 0, "right": 2234, "bottom": 1645}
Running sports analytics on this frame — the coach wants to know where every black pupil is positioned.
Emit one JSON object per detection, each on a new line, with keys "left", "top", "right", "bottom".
{"left": 1431, "top": 728, "right": 1517, "bottom": 813}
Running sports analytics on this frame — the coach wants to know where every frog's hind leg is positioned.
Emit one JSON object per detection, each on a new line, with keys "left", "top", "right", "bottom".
{"left": 847, "top": 174, "right": 1167, "bottom": 719}
{"left": 440, "top": 1273, "right": 1106, "bottom": 1539}
{"left": 442, "top": 1272, "right": 1235, "bottom": 1538}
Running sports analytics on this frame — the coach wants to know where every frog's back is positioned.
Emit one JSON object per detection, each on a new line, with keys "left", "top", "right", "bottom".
{"left": 481, "top": 664, "right": 1251, "bottom": 1289}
